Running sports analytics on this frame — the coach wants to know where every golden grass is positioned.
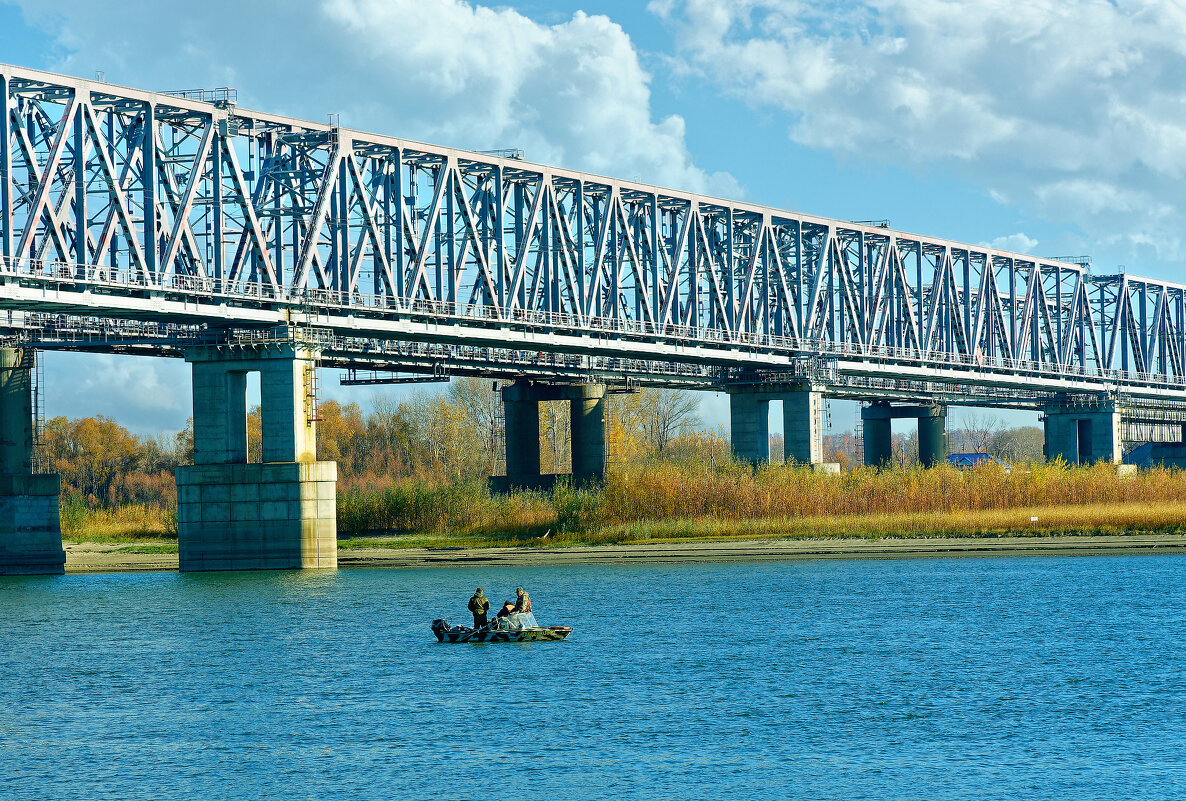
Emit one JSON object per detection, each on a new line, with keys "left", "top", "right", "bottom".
{"left": 584, "top": 501, "right": 1186, "bottom": 544}
{"left": 65, "top": 461, "right": 1186, "bottom": 550}
{"left": 336, "top": 501, "right": 1186, "bottom": 550}
{"left": 61, "top": 503, "right": 176, "bottom": 543}
{"left": 339, "top": 461, "right": 1186, "bottom": 548}
{"left": 594, "top": 461, "right": 1186, "bottom": 523}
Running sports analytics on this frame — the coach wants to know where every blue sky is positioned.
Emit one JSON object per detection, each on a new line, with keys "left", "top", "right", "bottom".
{"left": 3, "top": 0, "right": 1182, "bottom": 437}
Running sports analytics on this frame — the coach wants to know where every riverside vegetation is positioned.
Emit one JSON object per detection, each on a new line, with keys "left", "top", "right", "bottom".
{"left": 44, "top": 379, "right": 1186, "bottom": 550}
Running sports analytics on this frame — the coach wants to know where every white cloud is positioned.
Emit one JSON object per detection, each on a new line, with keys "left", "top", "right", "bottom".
{"left": 986, "top": 233, "right": 1039, "bottom": 254}
{"left": 653, "top": 0, "right": 1186, "bottom": 260}
{"left": 42, "top": 353, "right": 191, "bottom": 434}
{"left": 11, "top": 0, "right": 736, "bottom": 196}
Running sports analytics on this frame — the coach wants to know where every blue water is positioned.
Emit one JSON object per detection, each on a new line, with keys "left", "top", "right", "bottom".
{"left": 2, "top": 554, "right": 1185, "bottom": 800}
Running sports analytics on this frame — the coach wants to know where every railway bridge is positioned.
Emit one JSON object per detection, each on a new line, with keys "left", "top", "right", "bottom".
{"left": 3, "top": 63, "right": 1186, "bottom": 573}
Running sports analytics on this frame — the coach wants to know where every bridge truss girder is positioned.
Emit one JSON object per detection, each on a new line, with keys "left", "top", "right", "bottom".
{"left": 2, "top": 63, "right": 1186, "bottom": 410}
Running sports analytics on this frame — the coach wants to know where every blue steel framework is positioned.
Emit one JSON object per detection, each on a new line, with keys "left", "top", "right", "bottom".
{"left": 2, "top": 64, "right": 1186, "bottom": 413}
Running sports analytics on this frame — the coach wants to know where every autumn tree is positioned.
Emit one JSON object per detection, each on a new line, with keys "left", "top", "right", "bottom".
{"left": 447, "top": 378, "right": 501, "bottom": 474}
{"left": 315, "top": 400, "right": 367, "bottom": 473}
{"left": 41, "top": 415, "right": 186, "bottom": 506}
{"left": 989, "top": 425, "right": 1044, "bottom": 464}
{"left": 953, "top": 413, "right": 1004, "bottom": 454}
{"left": 638, "top": 388, "right": 701, "bottom": 453}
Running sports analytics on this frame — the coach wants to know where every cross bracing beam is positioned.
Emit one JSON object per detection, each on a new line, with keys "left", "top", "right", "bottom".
{"left": 2, "top": 63, "right": 1186, "bottom": 408}
{"left": 7, "top": 314, "right": 1186, "bottom": 416}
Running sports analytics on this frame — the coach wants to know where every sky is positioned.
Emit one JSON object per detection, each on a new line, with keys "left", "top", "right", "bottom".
{"left": 3, "top": 0, "right": 1184, "bottom": 437}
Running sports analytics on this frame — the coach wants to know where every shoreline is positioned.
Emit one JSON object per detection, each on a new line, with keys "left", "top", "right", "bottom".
{"left": 60, "top": 533, "right": 1186, "bottom": 573}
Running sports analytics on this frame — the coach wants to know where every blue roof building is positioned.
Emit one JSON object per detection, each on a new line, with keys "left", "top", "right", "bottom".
{"left": 947, "top": 453, "right": 1011, "bottom": 471}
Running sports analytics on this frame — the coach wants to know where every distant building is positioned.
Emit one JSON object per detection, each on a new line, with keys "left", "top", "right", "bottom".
{"left": 947, "top": 452, "right": 1011, "bottom": 472}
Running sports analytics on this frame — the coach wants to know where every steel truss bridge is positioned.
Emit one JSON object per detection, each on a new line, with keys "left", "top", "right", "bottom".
{"left": 3, "top": 63, "right": 1186, "bottom": 419}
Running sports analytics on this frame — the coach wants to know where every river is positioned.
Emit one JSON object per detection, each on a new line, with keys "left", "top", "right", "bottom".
{"left": 3, "top": 553, "right": 1185, "bottom": 800}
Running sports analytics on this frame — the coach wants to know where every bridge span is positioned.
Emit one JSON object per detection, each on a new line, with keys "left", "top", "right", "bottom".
{"left": 2, "top": 63, "right": 1185, "bottom": 573}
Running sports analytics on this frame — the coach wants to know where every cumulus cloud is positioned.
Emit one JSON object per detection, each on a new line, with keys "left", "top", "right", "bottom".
{"left": 10, "top": 0, "right": 736, "bottom": 195}
{"left": 652, "top": 0, "right": 1186, "bottom": 261}
{"left": 42, "top": 353, "right": 191, "bottom": 434}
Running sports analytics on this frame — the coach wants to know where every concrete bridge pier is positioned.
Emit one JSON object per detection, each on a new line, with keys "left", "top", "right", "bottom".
{"left": 727, "top": 383, "right": 825, "bottom": 466}
{"left": 0, "top": 348, "right": 65, "bottom": 575}
{"left": 569, "top": 383, "right": 607, "bottom": 483}
{"left": 862, "top": 403, "right": 948, "bottom": 468}
{"left": 1042, "top": 404, "right": 1121, "bottom": 465}
{"left": 916, "top": 407, "right": 949, "bottom": 468}
{"left": 175, "top": 342, "right": 337, "bottom": 571}
{"left": 728, "top": 392, "right": 769, "bottom": 465}
{"left": 494, "top": 380, "right": 606, "bottom": 491}
{"left": 503, "top": 383, "right": 542, "bottom": 482}
{"left": 861, "top": 406, "right": 893, "bottom": 468}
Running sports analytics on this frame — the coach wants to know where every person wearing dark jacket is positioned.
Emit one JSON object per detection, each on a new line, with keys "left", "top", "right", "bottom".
{"left": 468, "top": 588, "right": 491, "bottom": 628}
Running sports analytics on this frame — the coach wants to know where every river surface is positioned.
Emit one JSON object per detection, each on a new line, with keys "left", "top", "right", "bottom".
{"left": 2, "top": 554, "right": 1185, "bottom": 800}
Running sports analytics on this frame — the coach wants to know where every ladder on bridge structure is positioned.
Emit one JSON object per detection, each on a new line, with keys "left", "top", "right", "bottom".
{"left": 31, "top": 355, "right": 46, "bottom": 474}
{"left": 854, "top": 406, "right": 864, "bottom": 465}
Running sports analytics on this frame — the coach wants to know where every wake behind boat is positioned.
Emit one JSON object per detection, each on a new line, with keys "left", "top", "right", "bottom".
{"left": 432, "top": 612, "right": 572, "bottom": 643}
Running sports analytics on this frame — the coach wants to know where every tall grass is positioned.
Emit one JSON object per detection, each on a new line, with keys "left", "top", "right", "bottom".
{"left": 60, "top": 496, "right": 176, "bottom": 542}
{"left": 337, "top": 478, "right": 554, "bottom": 539}
{"left": 64, "top": 460, "right": 1186, "bottom": 546}
{"left": 594, "top": 460, "right": 1186, "bottom": 523}
{"left": 337, "top": 461, "right": 1186, "bottom": 545}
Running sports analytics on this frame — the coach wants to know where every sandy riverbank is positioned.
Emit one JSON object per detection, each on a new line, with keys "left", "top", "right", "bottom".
{"left": 61, "top": 533, "right": 1186, "bottom": 573}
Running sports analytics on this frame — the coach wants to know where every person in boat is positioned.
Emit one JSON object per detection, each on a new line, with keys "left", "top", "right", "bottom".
{"left": 493, "top": 600, "right": 516, "bottom": 630}
{"left": 507, "top": 587, "right": 538, "bottom": 629}
{"left": 467, "top": 588, "right": 490, "bottom": 629}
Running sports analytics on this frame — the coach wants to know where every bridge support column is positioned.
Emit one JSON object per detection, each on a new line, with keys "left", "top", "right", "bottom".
{"left": 861, "top": 403, "right": 894, "bottom": 468}
{"left": 175, "top": 343, "right": 337, "bottom": 572}
{"left": 569, "top": 383, "right": 606, "bottom": 483}
{"left": 494, "top": 381, "right": 605, "bottom": 491}
{"left": 862, "top": 403, "right": 946, "bottom": 468}
{"left": 0, "top": 349, "right": 65, "bottom": 575}
{"left": 917, "top": 406, "right": 948, "bottom": 468}
{"left": 1043, "top": 404, "right": 1121, "bottom": 465}
{"left": 783, "top": 387, "right": 824, "bottom": 465}
{"left": 727, "top": 382, "right": 826, "bottom": 467}
{"left": 503, "top": 383, "right": 542, "bottom": 483}
{"left": 729, "top": 393, "right": 769, "bottom": 465}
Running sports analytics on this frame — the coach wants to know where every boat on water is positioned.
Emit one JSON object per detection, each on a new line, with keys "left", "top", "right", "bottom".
{"left": 432, "top": 611, "right": 572, "bottom": 643}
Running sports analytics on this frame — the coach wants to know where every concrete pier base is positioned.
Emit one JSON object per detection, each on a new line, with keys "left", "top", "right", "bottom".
{"left": 0, "top": 473, "right": 65, "bottom": 575}
{"left": 493, "top": 381, "right": 606, "bottom": 492}
{"left": 0, "top": 349, "right": 64, "bottom": 576}
{"left": 1043, "top": 405, "right": 1121, "bottom": 465}
{"left": 176, "top": 341, "right": 338, "bottom": 572}
{"left": 176, "top": 462, "right": 337, "bottom": 571}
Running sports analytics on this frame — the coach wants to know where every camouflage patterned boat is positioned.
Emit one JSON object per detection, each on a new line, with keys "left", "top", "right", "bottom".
{"left": 431, "top": 616, "right": 572, "bottom": 643}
